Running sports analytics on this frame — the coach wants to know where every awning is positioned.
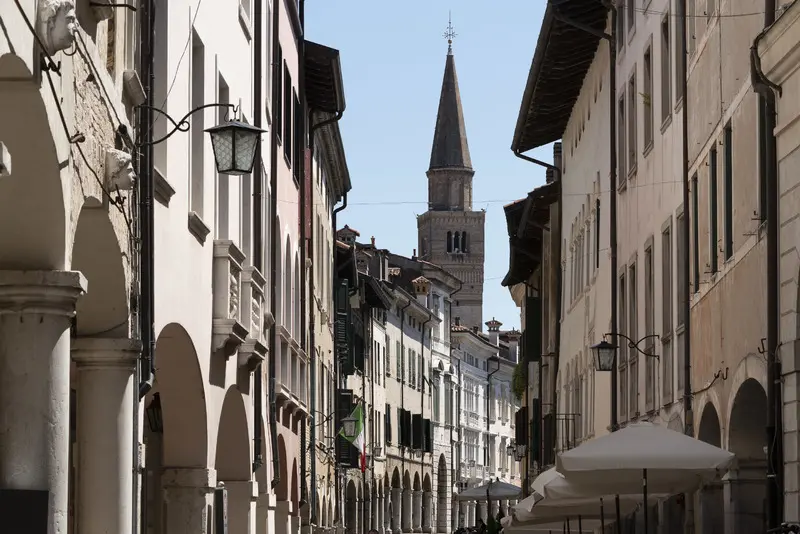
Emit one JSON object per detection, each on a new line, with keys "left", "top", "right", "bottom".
{"left": 305, "top": 40, "right": 345, "bottom": 114}
{"left": 502, "top": 181, "right": 559, "bottom": 287}
{"left": 363, "top": 275, "right": 392, "bottom": 310}
{"left": 511, "top": 0, "right": 609, "bottom": 153}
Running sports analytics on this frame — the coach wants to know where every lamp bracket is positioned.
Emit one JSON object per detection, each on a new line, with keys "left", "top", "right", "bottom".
{"left": 603, "top": 332, "right": 660, "bottom": 359}
{"left": 137, "top": 103, "right": 237, "bottom": 147}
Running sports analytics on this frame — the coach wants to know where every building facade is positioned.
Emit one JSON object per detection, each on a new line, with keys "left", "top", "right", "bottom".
{"left": 0, "top": 1, "right": 350, "bottom": 533}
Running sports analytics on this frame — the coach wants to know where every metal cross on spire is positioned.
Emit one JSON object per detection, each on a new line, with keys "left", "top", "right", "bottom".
{"left": 443, "top": 11, "right": 457, "bottom": 53}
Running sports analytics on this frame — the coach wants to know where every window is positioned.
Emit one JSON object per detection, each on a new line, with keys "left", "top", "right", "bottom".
{"left": 691, "top": 174, "right": 700, "bottom": 292}
{"left": 618, "top": 271, "right": 628, "bottom": 422}
{"left": 444, "top": 377, "right": 453, "bottom": 425}
{"left": 586, "top": 223, "right": 592, "bottom": 286}
{"left": 628, "top": 74, "right": 638, "bottom": 172}
{"left": 723, "top": 123, "right": 734, "bottom": 259}
{"left": 629, "top": 263, "right": 638, "bottom": 417}
{"left": 216, "top": 75, "right": 230, "bottom": 239}
{"left": 283, "top": 63, "right": 292, "bottom": 164}
{"left": 293, "top": 90, "right": 301, "bottom": 179}
{"left": 676, "top": 209, "right": 687, "bottom": 392}
{"left": 660, "top": 14, "right": 672, "bottom": 123}
{"left": 627, "top": 0, "right": 635, "bottom": 34}
{"left": 190, "top": 31, "right": 205, "bottom": 217}
{"left": 758, "top": 98, "right": 769, "bottom": 223}
{"left": 676, "top": 2, "right": 686, "bottom": 102}
{"left": 709, "top": 148, "right": 719, "bottom": 273}
{"left": 595, "top": 199, "right": 601, "bottom": 270}
{"left": 433, "top": 378, "right": 440, "bottom": 422}
{"left": 462, "top": 231, "right": 469, "bottom": 252}
{"left": 644, "top": 245, "right": 655, "bottom": 411}
{"left": 618, "top": 92, "right": 627, "bottom": 185}
{"left": 688, "top": 0, "right": 696, "bottom": 57}
{"left": 396, "top": 341, "right": 402, "bottom": 379}
{"left": 275, "top": 46, "right": 283, "bottom": 142}
{"left": 643, "top": 44, "right": 654, "bottom": 148}
{"left": 446, "top": 231, "right": 452, "bottom": 253}
{"left": 616, "top": 2, "right": 625, "bottom": 50}
{"left": 662, "top": 222, "right": 673, "bottom": 403}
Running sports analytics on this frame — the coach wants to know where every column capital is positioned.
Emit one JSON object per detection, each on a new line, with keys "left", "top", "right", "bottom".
{"left": 0, "top": 270, "right": 86, "bottom": 317}
{"left": 72, "top": 338, "right": 141, "bottom": 368}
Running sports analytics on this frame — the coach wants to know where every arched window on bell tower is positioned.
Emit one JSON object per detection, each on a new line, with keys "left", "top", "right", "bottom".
{"left": 462, "top": 231, "right": 468, "bottom": 252}
{"left": 446, "top": 231, "right": 452, "bottom": 253}
{"left": 454, "top": 232, "right": 461, "bottom": 252}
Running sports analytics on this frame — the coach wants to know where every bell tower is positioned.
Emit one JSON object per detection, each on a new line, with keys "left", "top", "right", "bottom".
{"left": 417, "top": 17, "right": 485, "bottom": 330}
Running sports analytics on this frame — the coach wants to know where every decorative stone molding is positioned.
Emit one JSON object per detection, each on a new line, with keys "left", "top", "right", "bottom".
{"left": 37, "top": 0, "right": 78, "bottom": 55}
{"left": 0, "top": 270, "right": 86, "bottom": 317}
{"left": 71, "top": 337, "right": 141, "bottom": 368}
{"left": 188, "top": 211, "right": 211, "bottom": 243}
{"left": 104, "top": 147, "right": 137, "bottom": 191}
{"left": 212, "top": 240, "right": 247, "bottom": 356}
{"left": 154, "top": 167, "right": 176, "bottom": 206}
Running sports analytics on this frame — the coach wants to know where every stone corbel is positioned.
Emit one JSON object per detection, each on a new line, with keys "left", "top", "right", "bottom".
{"left": 105, "top": 147, "right": 137, "bottom": 190}
{"left": 38, "top": 0, "right": 79, "bottom": 55}
{"left": 237, "top": 338, "right": 267, "bottom": 371}
{"left": 212, "top": 240, "right": 247, "bottom": 357}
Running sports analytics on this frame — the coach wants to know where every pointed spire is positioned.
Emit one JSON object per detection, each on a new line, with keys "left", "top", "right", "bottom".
{"left": 429, "top": 17, "right": 472, "bottom": 172}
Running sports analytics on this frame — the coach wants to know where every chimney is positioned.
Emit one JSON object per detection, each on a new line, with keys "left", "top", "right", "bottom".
{"left": 412, "top": 276, "right": 430, "bottom": 307}
{"left": 553, "top": 142, "right": 563, "bottom": 174}
{"left": 412, "top": 248, "right": 417, "bottom": 259}
{"left": 371, "top": 236, "right": 376, "bottom": 247}
{"left": 485, "top": 317, "right": 502, "bottom": 346}
{"left": 505, "top": 329, "right": 522, "bottom": 363}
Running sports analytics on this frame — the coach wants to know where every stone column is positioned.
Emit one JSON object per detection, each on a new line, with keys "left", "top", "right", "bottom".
{"left": 73, "top": 337, "right": 140, "bottom": 534}
{"left": 162, "top": 467, "right": 217, "bottom": 534}
{"left": 422, "top": 491, "right": 432, "bottom": 532}
{"left": 402, "top": 489, "right": 412, "bottom": 531}
{"left": 467, "top": 502, "right": 475, "bottom": 526}
{"left": 275, "top": 501, "right": 291, "bottom": 534}
{"left": 378, "top": 495, "right": 384, "bottom": 534}
{"left": 225, "top": 480, "right": 258, "bottom": 534}
{"left": 0, "top": 270, "right": 86, "bottom": 534}
{"left": 391, "top": 488, "right": 402, "bottom": 533}
{"left": 412, "top": 490, "right": 422, "bottom": 531}
{"left": 256, "top": 492, "right": 275, "bottom": 534}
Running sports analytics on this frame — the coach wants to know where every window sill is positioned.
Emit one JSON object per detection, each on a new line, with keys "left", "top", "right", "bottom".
{"left": 674, "top": 96, "right": 684, "bottom": 114}
{"left": 643, "top": 141, "right": 654, "bottom": 158}
{"left": 617, "top": 176, "right": 628, "bottom": 193}
{"left": 154, "top": 166, "right": 175, "bottom": 206}
{"left": 188, "top": 211, "right": 211, "bottom": 244}
{"left": 627, "top": 164, "right": 637, "bottom": 182}
{"left": 660, "top": 113, "right": 673, "bottom": 133}
{"left": 238, "top": 4, "right": 252, "bottom": 41}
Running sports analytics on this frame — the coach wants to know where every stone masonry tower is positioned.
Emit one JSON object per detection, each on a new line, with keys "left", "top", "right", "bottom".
{"left": 417, "top": 37, "right": 485, "bottom": 330}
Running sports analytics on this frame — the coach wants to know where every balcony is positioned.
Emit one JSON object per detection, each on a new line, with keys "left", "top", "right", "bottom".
{"left": 212, "top": 240, "right": 248, "bottom": 357}
{"left": 237, "top": 266, "right": 272, "bottom": 371}
{"left": 276, "top": 327, "right": 308, "bottom": 412}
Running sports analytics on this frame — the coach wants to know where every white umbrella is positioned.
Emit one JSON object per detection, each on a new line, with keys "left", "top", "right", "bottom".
{"left": 457, "top": 479, "right": 521, "bottom": 501}
{"left": 556, "top": 422, "right": 735, "bottom": 495}
{"left": 556, "top": 422, "right": 735, "bottom": 533}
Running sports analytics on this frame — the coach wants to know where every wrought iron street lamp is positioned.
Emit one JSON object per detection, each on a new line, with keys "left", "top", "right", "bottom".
{"left": 506, "top": 443, "right": 515, "bottom": 457}
{"left": 515, "top": 444, "right": 526, "bottom": 462}
{"left": 145, "top": 393, "right": 163, "bottom": 433}
{"left": 590, "top": 333, "right": 660, "bottom": 372}
{"left": 341, "top": 415, "right": 357, "bottom": 439}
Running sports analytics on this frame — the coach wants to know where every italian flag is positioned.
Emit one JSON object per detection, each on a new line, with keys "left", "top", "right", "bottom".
{"left": 340, "top": 403, "right": 366, "bottom": 472}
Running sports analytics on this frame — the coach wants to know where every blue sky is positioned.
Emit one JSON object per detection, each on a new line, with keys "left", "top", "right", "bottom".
{"left": 306, "top": 1, "right": 553, "bottom": 330}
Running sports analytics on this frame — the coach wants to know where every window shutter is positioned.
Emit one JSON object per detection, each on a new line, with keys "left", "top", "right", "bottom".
{"left": 385, "top": 406, "right": 392, "bottom": 444}
{"left": 412, "top": 413, "right": 423, "bottom": 449}
{"left": 336, "top": 389, "right": 357, "bottom": 467}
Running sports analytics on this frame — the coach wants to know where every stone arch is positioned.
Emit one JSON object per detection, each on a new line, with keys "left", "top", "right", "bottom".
{"left": 215, "top": 386, "right": 252, "bottom": 534}
{"left": 697, "top": 402, "right": 724, "bottom": 532}
{"left": 413, "top": 472, "right": 421, "bottom": 491}
{"left": 283, "top": 235, "right": 292, "bottom": 331}
{"left": 215, "top": 386, "right": 251, "bottom": 480}
{"left": 293, "top": 251, "right": 300, "bottom": 337}
{"left": 255, "top": 413, "right": 270, "bottom": 494}
{"left": 437, "top": 454, "right": 448, "bottom": 530}
{"left": 404, "top": 470, "right": 411, "bottom": 490}
{"left": 71, "top": 205, "right": 130, "bottom": 337}
{"left": 290, "top": 458, "right": 299, "bottom": 514}
{"left": 727, "top": 377, "right": 768, "bottom": 533}
{"left": 276, "top": 435, "right": 289, "bottom": 501}
{"left": 0, "top": 53, "right": 67, "bottom": 270}
{"left": 346, "top": 479, "right": 358, "bottom": 530}
{"left": 693, "top": 386, "right": 724, "bottom": 441}
{"left": 392, "top": 468, "right": 401, "bottom": 488}
{"left": 725, "top": 353, "right": 767, "bottom": 433}
{"left": 155, "top": 322, "right": 208, "bottom": 466}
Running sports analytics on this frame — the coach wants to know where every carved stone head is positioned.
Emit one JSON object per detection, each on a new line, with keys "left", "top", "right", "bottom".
{"left": 38, "top": 0, "right": 78, "bottom": 55}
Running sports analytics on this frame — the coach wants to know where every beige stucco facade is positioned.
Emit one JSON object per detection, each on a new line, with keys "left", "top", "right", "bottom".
{"left": 758, "top": 0, "right": 800, "bottom": 523}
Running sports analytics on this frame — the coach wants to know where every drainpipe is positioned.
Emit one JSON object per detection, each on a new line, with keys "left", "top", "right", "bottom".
{"left": 420, "top": 312, "right": 432, "bottom": 532}
{"left": 269, "top": 0, "right": 282, "bottom": 491}
{"left": 307, "top": 110, "right": 344, "bottom": 524}
{"left": 252, "top": 0, "right": 264, "bottom": 476}
{"left": 331, "top": 191, "right": 347, "bottom": 529}
{"left": 751, "top": 0, "right": 782, "bottom": 527}
{"left": 448, "top": 280, "right": 463, "bottom": 519}
{"left": 297, "top": 0, "right": 308, "bottom": 504}
{"left": 135, "top": 3, "right": 156, "bottom": 533}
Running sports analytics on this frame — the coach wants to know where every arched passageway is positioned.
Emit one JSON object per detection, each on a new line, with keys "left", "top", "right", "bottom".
{"left": 215, "top": 387, "right": 253, "bottom": 534}
{"left": 437, "top": 455, "right": 449, "bottom": 532}
{"left": 275, "top": 436, "right": 290, "bottom": 534}
{"left": 403, "top": 471, "right": 412, "bottom": 531}
{"left": 698, "top": 403, "right": 724, "bottom": 534}
{"left": 391, "top": 468, "right": 402, "bottom": 532}
{"left": 727, "top": 378, "right": 768, "bottom": 534}
{"left": 346, "top": 480, "right": 358, "bottom": 533}
{"left": 422, "top": 473, "right": 432, "bottom": 532}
